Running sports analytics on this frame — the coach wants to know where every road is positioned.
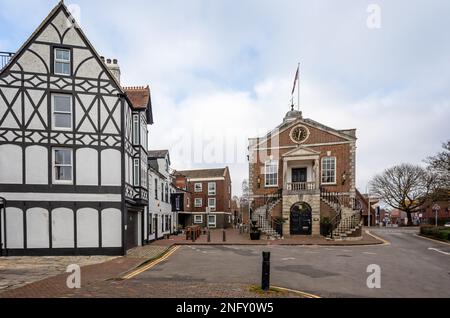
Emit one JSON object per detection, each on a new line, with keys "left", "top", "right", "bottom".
{"left": 133, "top": 227, "right": 450, "bottom": 298}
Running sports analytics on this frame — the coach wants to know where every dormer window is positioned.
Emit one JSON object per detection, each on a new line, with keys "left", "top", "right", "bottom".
{"left": 54, "top": 48, "right": 71, "bottom": 75}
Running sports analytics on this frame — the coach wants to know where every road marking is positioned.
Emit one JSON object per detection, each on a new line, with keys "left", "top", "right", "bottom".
{"left": 271, "top": 286, "right": 321, "bottom": 298}
{"left": 365, "top": 230, "right": 391, "bottom": 246}
{"left": 363, "top": 252, "right": 377, "bottom": 255}
{"left": 122, "top": 246, "right": 181, "bottom": 280}
{"left": 281, "top": 257, "right": 296, "bottom": 261}
{"left": 428, "top": 248, "right": 450, "bottom": 256}
{"left": 414, "top": 234, "right": 450, "bottom": 246}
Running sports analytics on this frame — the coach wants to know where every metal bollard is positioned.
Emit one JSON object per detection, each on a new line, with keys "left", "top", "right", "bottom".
{"left": 261, "top": 252, "right": 271, "bottom": 292}
{"left": 223, "top": 230, "right": 226, "bottom": 242}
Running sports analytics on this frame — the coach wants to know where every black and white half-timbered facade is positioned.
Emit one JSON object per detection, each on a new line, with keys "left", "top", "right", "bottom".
{"left": 0, "top": 2, "right": 153, "bottom": 256}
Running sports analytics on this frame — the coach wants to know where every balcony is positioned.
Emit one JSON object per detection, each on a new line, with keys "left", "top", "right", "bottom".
{"left": 285, "top": 182, "right": 317, "bottom": 192}
{"left": 0, "top": 52, "right": 14, "bottom": 71}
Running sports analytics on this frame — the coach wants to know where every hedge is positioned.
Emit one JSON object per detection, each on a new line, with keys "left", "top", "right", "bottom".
{"left": 420, "top": 225, "right": 450, "bottom": 241}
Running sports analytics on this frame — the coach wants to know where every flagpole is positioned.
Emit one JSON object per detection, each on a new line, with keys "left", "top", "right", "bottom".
{"left": 297, "top": 63, "right": 300, "bottom": 111}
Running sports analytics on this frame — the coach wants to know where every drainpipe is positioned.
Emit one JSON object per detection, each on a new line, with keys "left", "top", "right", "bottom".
{"left": 0, "top": 197, "right": 6, "bottom": 257}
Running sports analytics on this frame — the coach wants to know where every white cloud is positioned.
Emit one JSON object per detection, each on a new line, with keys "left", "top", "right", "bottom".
{"left": 1, "top": 0, "right": 449, "bottom": 195}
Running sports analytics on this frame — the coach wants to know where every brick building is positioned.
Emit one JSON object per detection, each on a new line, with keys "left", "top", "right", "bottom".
{"left": 248, "top": 107, "right": 365, "bottom": 239}
{"left": 173, "top": 168, "right": 232, "bottom": 229}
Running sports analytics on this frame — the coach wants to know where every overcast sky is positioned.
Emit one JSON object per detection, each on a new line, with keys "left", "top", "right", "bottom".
{"left": 1, "top": 0, "right": 449, "bottom": 196}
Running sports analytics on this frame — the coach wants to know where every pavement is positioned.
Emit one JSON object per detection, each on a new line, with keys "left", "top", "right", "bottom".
{"left": 1, "top": 227, "right": 448, "bottom": 298}
{"left": 152, "top": 228, "right": 382, "bottom": 246}
{"left": 0, "top": 255, "right": 116, "bottom": 292}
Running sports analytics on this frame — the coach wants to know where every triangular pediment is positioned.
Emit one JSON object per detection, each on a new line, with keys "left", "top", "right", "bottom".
{"left": 283, "top": 146, "right": 320, "bottom": 158}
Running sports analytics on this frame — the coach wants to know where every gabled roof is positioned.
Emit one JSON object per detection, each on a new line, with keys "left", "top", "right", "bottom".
{"left": 176, "top": 167, "right": 228, "bottom": 180}
{"left": 123, "top": 86, "right": 154, "bottom": 124}
{"left": 249, "top": 116, "right": 357, "bottom": 149}
{"left": 1, "top": 1, "right": 154, "bottom": 123}
{"left": 148, "top": 149, "right": 170, "bottom": 165}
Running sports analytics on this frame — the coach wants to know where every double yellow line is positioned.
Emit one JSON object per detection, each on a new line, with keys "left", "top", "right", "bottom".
{"left": 271, "top": 286, "right": 321, "bottom": 298}
{"left": 122, "top": 245, "right": 181, "bottom": 280}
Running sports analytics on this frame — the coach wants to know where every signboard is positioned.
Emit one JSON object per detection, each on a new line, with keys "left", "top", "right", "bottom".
{"left": 432, "top": 204, "right": 441, "bottom": 211}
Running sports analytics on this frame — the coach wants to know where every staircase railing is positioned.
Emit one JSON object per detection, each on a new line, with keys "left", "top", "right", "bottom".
{"left": 320, "top": 187, "right": 342, "bottom": 239}
{"left": 0, "top": 52, "right": 14, "bottom": 71}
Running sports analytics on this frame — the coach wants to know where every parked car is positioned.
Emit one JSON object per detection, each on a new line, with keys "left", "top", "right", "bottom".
{"left": 444, "top": 222, "right": 450, "bottom": 228}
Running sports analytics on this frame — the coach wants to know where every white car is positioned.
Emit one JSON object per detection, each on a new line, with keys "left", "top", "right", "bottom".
{"left": 444, "top": 222, "right": 450, "bottom": 228}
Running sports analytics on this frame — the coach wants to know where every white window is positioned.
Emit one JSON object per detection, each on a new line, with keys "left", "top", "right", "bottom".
{"left": 175, "top": 196, "right": 181, "bottom": 210}
{"left": 53, "top": 148, "right": 73, "bottom": 184}
{"left": 208, "top": 215, "right": 217, "bottom": 228}
{"left": 133, "top": 159, "right": 140, "bottom": 187}
{"left": 133, "top": 115, "right": 139, "bottom": 145}
{"left": 265, "top": 160, "right": 278, "bottom": 187}
{"left": 208, "top": 198, "right": 216, "bottom": 211}
{"left": 194, "top": 215, "right": 203, "bottom": 224}
{"left": 187, "top": 197, "right": 190, "bottom": 208}
{"left": 54, "top": 48, "right": 71, "bottom": 75}
{"left": 52, "top": 94, "right": 72, "bottom": 130}
{"left": 194, "top": 183, "right": 203, "bottom": 192}
{"left": 194, "top": 198, "right": 203, "bottom": 208}
{"left": 208, "top": 182, "right": 216, "bottom": 195}
{"left": 322, "top": 157, "right": 337, "bottom": 184}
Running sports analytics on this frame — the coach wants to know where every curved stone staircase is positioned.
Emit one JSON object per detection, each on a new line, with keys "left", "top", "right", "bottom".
{"left": 320, "top": 190, "right": 363, "bottom": 240}
{"left": 252, "top": 199, "right": 283, "bottom": 240}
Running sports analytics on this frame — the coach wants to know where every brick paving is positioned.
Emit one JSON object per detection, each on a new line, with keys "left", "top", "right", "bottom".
{"left": 0, "top": 231, "right": 381, "bottom": 298}
{"left": 0, "top": 255, "right": 116, "bottom": 292}
{"left": 152, "top": 229, "right": 382, "bottom": 247}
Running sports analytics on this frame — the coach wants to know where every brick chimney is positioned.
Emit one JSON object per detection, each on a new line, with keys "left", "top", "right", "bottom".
{"left": 105, "top": 58, "right": 121, "bottom": 83}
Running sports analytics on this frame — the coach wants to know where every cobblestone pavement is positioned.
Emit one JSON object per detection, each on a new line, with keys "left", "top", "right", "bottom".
{"left": 0, "top": 256, "right": 116, "bottom": 292}
{"left": 65, "top": 281, "right": 304, "bottom": 298}
{"left": 152, "top": 228, "right": 382, "bottom": 247}
{"left": 126, "top": 245, "right": 171, "bottom": 259}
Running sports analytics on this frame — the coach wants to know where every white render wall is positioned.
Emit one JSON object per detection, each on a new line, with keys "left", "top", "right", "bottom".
{"left": 77, "top": 208, "right": 99, "bottom": 248}
{"left": 101, "top": 208, "right": 121, "bottom": 248}
{"left": 52, "top": 208, "right": 74, "bottom": 248}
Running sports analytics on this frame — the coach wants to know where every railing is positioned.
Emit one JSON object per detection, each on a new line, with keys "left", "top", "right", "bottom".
{"left": 0, "top": 52, "right": 14, "bottom": 71}
{"left": 320, "top": 187, "right": 342, "bottom": 239}
{"left": 286, "top": 182, "right": 316, "bottom": 191}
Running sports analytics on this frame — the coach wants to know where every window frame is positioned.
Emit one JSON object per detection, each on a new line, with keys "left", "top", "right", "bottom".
{"left": 208, "top": 198, "right": 217, "bottom": 211}
{"left": 321, "top": 156, "right": 337, "bottom": 185}
{"left": 52, "top": 148, "right": 73, "bottom": 185}
{"left": 208, "top": 215, "right": 217, "bottom": 228}
{"left": 52, "top": 94, "right": 73, "bottom": 131}
{"left": 194, "top": 215, "right": 203, "bottom": 224}
{"left": 53, "top": 47, "right": 71, "bottom": 76}
{"left": 208, "top": 182, "right": 216, "bottom": 196}
{"left": 194, "top": 183, "right": 203, "bottom": 193}
{"left": 194, "top": 198, "right": 203, "bottom": 208}
{"left": 133, "top": 158, "right": 140, "bottom": 187}
{"left": 264, "top": 160, "right": 279, "bottom": 187}
{"left": 132, "top": 114, "right": 140, "bottom": 145}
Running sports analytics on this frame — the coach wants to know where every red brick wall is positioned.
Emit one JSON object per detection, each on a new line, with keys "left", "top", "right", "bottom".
{"left": 187, "top": 179, "right": 232, "bottom": 213}
{"left": 250, "top": 121, "right": 354, "bottom": 197}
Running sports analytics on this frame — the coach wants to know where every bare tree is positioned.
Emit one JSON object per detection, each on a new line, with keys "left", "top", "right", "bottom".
{"left": 370, "top": 164, "right": 436, "bottom": 226}
{"left": 426, "top": 140, "right": 450, "bottom": 189}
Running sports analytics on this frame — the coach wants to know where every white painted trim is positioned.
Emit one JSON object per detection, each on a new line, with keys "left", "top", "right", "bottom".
{"left": 193, "top": 215, "right": 203, "bottom": 224}
{"left": 188, "top": 177, "right": 225, "bottom": 182}
{"left": 0, "top": 193, "right": 122, "bottom": 202}
{"left": 52, "top": 148, "right": 73, "bottom": 185}
{"left": 52, "top": 93, "right": 73, "bottom": 131}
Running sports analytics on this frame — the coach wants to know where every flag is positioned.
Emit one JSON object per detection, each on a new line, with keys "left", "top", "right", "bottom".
{"left": 291, "top": 65, "right": 299, "bottom": 95}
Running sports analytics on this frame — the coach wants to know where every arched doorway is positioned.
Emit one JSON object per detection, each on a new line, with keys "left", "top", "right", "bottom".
{"left": 290, "top": 202, "right": 312, "bottom": 235}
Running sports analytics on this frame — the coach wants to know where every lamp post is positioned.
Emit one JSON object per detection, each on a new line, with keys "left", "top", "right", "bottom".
{"left": 432, "top": 204, "right": 440, "bottom": 228}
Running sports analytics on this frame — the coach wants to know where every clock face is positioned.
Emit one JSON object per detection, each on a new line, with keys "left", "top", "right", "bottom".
{"left": 290, "top": 125, "right": 309, "bottom": 144}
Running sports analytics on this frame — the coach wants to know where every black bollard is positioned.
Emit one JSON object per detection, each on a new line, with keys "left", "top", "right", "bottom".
{"left": 207, "top": 230, "right": 211, "bottom": 243}
{"left": 223, "top": 230, "right": 226, "bottom": 242}
{"left": 261, "top": 252, "right": 271, "bottom": 292}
